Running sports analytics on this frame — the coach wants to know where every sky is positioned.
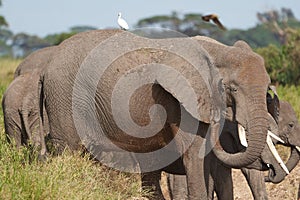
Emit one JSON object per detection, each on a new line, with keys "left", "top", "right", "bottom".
{"left": 1, "top": 0, "right": 300, "bottom": 37}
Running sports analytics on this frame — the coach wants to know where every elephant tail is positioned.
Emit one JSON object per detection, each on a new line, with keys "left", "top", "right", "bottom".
{"left": 19, "top": 108, "right": 32, "bottom": 145}
{"left": 38, "top": 76, "right": 47, "bottom": 157}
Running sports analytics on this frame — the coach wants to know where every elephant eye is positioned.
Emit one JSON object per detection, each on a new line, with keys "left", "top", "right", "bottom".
{"left": 288, "top": 122, "right": 294, "bottom": 129}
{"left": 230, "top": 87, "right": 238, "bottom": 93}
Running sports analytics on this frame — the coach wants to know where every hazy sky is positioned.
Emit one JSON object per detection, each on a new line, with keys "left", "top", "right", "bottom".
{"left": 1, "top": 0, "right": 300, "bottom": 37}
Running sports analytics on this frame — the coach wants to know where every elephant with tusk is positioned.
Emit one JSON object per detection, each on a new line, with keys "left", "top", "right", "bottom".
{"left": 167, "top": 99, "right": 300, "bottom": 200}
{"left": 38, "top": 29, "right": 227, "bottom": 200}
{"left": 192, "top": 36, "right": 294, "bottom": 181}
{"left": 37, "top": 29, "right": 275, "bottom": 199}
{"left": 248, "top": 100, "right": 300, "bottom": 199}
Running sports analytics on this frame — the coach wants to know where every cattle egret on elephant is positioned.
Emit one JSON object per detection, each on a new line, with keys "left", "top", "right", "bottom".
{"left": 117, "top": 12, "right": 129, "bottom": 30}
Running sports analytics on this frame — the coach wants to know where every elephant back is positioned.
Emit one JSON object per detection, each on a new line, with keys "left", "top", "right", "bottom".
{"left": 42, "top": 30, "right": 224, "bottom": 161}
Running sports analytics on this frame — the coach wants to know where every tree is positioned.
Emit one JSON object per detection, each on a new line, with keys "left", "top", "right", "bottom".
{"left": 12, "top": 33, "right": 50, "bottom": 57}
{"left": 135, "top": 11, "right": 225, "bottom": 38}
{"left": 0, "top": 0, "right": 8, "bottom": 27}
{"left": 256, "top": 8, "right": 299, "bottom": 45}
{"left": 256, "top": 28, "right": 300, "bottom": 85}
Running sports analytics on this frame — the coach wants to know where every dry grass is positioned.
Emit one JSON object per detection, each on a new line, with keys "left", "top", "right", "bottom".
{"left": 0, "top": 58, "right": 145, "bottom": 200}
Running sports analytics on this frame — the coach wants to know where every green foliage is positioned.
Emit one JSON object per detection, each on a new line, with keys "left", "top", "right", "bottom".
{"left": 277, "top": 85, "right": 300, "bottom": 119}
{"left": 44, "top": 32, "right": 77, "bottom": 45}
{"left": 135, "top": 9, "right": 300, "bottom": 48}
{"left": 69, "top": 25, "right": 97, "bottom": 33}
{"left": 44, "top": 26, "right": 97, "bottom": 46}
{"left": 256, "top": 29, "right": 300, "bottom": 85}
{"left": 0, "top": 1, "right": 8, "bottom": 27}
{"left": 0, "top": 16, "right": 8, "bottom": 27}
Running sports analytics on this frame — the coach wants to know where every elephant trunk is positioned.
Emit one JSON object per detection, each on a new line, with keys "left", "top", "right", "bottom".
{"left": 265, "top": 147, "right": 300, "bottom": 183}
{"left": 211, "top": 94, "right": 269, "bottom": 168}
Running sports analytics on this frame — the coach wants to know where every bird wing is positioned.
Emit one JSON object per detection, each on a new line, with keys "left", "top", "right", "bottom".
{"left": 118, "top": 18, "right": 129, "bottom": 30}
{"left": 212, "top": 17, "right": 226, "bottom": 30}
{"left": 202, "top": 14, "right": 226, "bottom": 30}
{"left": 201, "top": 15, "right": 211, "bottom": 22}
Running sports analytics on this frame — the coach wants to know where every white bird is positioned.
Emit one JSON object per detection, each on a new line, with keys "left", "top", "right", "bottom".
{"left": 117, "top": 12, "right": 129, "bottom": 30}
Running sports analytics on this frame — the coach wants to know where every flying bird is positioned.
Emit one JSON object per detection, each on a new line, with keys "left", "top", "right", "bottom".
{"left": 202, "top": 14, "right": 226, "bottom": 30}
{"left": 117, "top": 12, "right": 129, "bottom": 30}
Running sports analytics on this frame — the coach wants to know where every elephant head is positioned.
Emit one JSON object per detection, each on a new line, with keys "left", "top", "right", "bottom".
{"left": 264, "top": 100, "right": 300, "bottom": 183}
{"left": 194, "top": 36, "right": 271, "bottom": 168}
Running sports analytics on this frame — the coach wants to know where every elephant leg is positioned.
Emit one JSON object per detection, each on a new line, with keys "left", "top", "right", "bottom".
{"left": 212, "top": 160, "right": 233, "bottom": 200}
{"left": 167, "top": 174, "right": 188, "bottom": 200}
{"left": 5, "top": 119, "right": 22, "bottom": 148}
{"left": 141, "top": 171, "right": 164, "bottom": 200}
{"left": 183, "top": 135, "right": 207, "bottom": 200}
{"left": 241, "top": 168, "right": 268, "bottom": 200}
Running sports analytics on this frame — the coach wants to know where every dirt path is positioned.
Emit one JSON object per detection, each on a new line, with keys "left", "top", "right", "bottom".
{"left": 233, "top": 163, "right": 300, "bottom": 200}
{"left": 160, "top": 163, "right": 300, "bottom": 199}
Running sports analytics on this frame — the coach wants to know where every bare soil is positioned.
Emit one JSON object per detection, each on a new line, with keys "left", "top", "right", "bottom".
{"left": 160, "top": 163, "right": 300, "bottom": 200}
{"left": 232, "top": 163, "right": 300, "bottom": 200}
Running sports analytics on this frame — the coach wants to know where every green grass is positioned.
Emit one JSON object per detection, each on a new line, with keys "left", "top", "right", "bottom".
{"left": 0, "top": 129, "right": 143, "bottom": 200}
{"left": 0, "top": 58, "right": 145, "bottom": 200}
{"left": 277, "top": 85, "right": 300, "bottom": 119}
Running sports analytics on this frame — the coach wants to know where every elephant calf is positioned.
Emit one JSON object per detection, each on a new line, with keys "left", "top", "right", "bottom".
{"left": 2, "top": 68, "right": 48, "bottom": 153}
{"left": 167, "top": 100, "right": 300, "bottom": 200}
{"left": 2, "top": 47, "right": 54, "bottom": 155}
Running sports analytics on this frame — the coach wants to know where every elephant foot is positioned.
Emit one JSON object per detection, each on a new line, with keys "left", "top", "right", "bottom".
{"left": 37, "top": 153, "right": 48, "bottom": 162}
{"left": 141, "top": 171, "right": 165, "bottom": 200}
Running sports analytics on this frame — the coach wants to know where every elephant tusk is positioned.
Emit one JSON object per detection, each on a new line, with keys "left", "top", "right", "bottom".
{"left": 238, "top": 124, "right": 248, "bottom": 147}
{"left": 267, "top": 130, "right": 285, "bottom": 144}
{"left": 296, "top": 146, "right": 300, "bottom": 153}
{"left": 266, "top": 134, "right": 290, "bottom": 175}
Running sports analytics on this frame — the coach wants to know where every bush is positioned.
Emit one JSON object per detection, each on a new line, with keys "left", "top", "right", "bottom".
{"left": 256, "top": 28, "right": 300, "bottom": 85}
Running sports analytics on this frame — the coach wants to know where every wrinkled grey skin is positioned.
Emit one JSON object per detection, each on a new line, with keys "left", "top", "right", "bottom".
{"left": 193, "top": 36, "right": 298, "bottom": 184}
{"left": 38, "top": 30, "right": 275, "bottom": 199}
{"left": 2, "top": 47, "right": 54, "bottom": 153}
{"left": 244, "top": 101, "right": 300, "bottom": 200}
{"left": 167, "top": 100, "right": 300, "bottom": 200}
{"left": 193, "top": 36, "right": 272, "bottom": 171}
{"left": 39, "top": 29, "right": 226, "bottom": 200}
{"left": 2, "top": 68, "right": 48, "bottom": 152}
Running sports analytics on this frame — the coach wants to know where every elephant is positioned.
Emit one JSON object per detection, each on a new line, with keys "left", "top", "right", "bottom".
{"left": 167, "top": 100, "right": 300, "bottom": 200}
{"left": 13, "top": 46, "right": 56, "bottom": 78}
{"left": 38, "top": 29, "right": 275, "bottom": 199}
{"left": 192, "top": 36, "right": 296, "bottom": 181}
{"left": 2, "top": 46, "right": 54, "bottom": 153}
{"left": 2, "top": 68, "right": 47, "bottom": 152}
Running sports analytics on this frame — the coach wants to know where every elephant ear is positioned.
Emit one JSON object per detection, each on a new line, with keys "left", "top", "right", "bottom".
{"left": 233, "top": 40, "right": 252, "bottom": 51}
{"left": 267, "top": 85, "right": 280, "bottom": 124}
{"left": 151, "top": 40, "right": 219, "bottom": 124}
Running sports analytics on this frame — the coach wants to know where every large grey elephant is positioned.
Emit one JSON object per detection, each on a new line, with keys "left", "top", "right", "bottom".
{"left": 2, "top": 46, "right": 54, "bottom": 152}
{"left": 38, "top": 30, "right": 275, "bottom": 199}
{"left": 163, "top": 35, "right": 298, "bottom": 199}
{"left": 167, "top": 100, "right": 300, "bottom": 200}
{"left": 39, "top": 29, "right": 226, "bottom": 200}
{"left": 192, "top": 36, "right": 296, "bottom": 180}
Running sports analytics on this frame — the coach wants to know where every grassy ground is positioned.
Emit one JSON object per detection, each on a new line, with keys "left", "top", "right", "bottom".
{"left": 0, "top": 58, "right": 145, "bottom": 200}
{"left": 0, "top": 57, "right": 299, "bottom": 199}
